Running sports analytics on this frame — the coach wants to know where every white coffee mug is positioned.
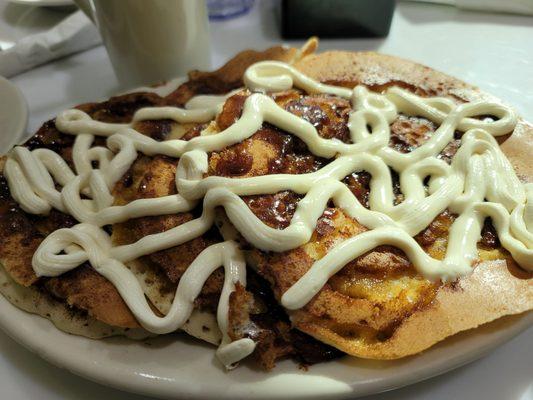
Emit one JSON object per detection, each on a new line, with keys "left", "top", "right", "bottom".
{"left": 74, "top": 0, "right": 211, "bottom": 88}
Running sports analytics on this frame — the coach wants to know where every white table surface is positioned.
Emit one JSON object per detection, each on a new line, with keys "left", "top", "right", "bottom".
{"left": 0, "top": 1, "right": 532, "bottom": 399}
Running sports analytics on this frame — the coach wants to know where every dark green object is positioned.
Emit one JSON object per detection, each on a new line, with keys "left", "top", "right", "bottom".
{"left": 281, "top": 0, "right": 395, "bottom": 38}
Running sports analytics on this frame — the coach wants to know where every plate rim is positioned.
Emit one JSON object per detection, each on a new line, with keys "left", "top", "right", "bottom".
{"left": 0, "top": 76, "right": 28, "bottom": 147}
{"left": 0, "top": 288, "right": 531, "bottom": 399}
{"left": 8, "top": 0, "right": 74, "bottom": 7}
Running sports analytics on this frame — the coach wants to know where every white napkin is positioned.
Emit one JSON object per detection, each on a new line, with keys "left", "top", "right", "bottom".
{"left": 0, "top": 10, "right": 101, "bottom": 78}
{"left": 406, "top": 0, "right": 533, "bottom": 15}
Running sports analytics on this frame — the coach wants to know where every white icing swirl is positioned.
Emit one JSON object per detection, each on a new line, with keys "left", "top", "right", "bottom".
{"left": 4, "top": 60, "right": 532, "bottom": 368}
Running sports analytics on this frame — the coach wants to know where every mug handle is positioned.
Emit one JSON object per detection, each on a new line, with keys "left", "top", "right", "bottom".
{"left": 73, "top": 0, "right": 96, "bottom": 23}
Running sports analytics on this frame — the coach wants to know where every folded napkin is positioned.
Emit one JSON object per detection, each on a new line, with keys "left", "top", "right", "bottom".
{"left": 0, "top": 10, "right": 101, "bottom": 78}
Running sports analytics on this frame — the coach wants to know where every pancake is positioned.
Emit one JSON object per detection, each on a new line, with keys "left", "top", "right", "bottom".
{"left": 0, "top": 263, "right": 151, "bottom": 339}
{"left": 0, "top": 39, "right": 531, "bottom": 369}
{"left": 0, "top": 43, "right": 334, "bottom": 363}
{"left": 285, "top": 51, "right": 533, "bottom": 359}
{"left": 0, "top": 44, "right": 302, "bottom": 346}
{"left": 222, "top": 50, "right": 533, "bottom": 360}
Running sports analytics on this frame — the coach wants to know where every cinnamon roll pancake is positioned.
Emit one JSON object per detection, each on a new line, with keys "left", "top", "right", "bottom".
{"left": 0, "top": 38, "right": 531, "bottom": 370}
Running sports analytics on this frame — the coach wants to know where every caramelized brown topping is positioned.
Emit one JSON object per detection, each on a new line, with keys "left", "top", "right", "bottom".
{"left": 479, "top": 217, "right": 501, "bottom": 249}
{"left": 390, "top": 115, "right": 436, "bottom": 153}
{"left": 25, "top": 120, "right": 75, "bottom": 153}
{"left": 343, "top": 171, "right": 371, "bottom": 208}
{"left": 414, "top": 210, "right": 455, "bottom": 248}
{"left": 0, "top": 176, "right": 76, "bottom": 286}
{"left": 242, "top": 191, "right": 302, "bottom": 230}
{"left": 78, "top": 92, "right": 164, "bottom": 123}
{"left": 228, "top": 274, "right": 343, "bottom": 370}
{"left": 284, "top": 94, "right": 352, "bottom": 143}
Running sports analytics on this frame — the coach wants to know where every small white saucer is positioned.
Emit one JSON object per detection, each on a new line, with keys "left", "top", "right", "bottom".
{"left": 9, "top": 0, "right": 73, "bottom": 7}
{"left": 0, "top": 77, "right": 28, "bottom": 149}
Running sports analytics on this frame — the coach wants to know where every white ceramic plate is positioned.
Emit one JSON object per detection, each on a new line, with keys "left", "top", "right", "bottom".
{"left": 9, "top": 0, "right": 73, "bottom": 8}
{"left": 0, "top": 77, "right": 531, "bottom": 400}
{"left": 0, "top": 293, "right": 530, "bottom": 400}
{"left": 0, "top": 77, "right": 27, "bottom": 148}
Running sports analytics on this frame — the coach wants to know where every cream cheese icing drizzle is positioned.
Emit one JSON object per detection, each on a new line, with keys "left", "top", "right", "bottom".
{"left": 4, "top": 60, "right": 532, "bottom": 367}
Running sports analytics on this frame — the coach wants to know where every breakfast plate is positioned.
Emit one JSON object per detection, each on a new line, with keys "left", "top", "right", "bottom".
{"left": 0, "top": 76, "right": 27, "bottom": 148}
{"left": 0, "top": 41, "right": 531, "bottom": 399}
{"left": 9, "top": 0, "right": 74, "bottom": 8}
{"left": 0, "top": 292, "right": 530, "bottom": 399}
